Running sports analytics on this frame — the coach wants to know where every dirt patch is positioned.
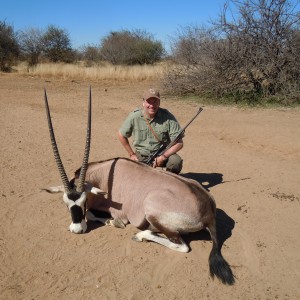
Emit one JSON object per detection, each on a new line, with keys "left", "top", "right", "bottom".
{"left": 0, "top": 74, "right": 299, "bottom": 299}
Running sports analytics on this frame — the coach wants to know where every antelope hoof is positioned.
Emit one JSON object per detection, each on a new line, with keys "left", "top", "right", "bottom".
{"left": 132, "top": 235, "right": 146, "bottom": 243}
{"left": 105, "top": 218, "right": 125, "bottom": 229}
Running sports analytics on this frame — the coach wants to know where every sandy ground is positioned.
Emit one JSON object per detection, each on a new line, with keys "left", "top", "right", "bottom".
{"left": 0, "top": 73, "right": 299, "bottom": 300}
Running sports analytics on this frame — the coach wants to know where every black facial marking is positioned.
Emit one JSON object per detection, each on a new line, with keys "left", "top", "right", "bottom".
{"left": 70, "top": 205, "right": 84, "bottom": 223}
{"left": 67, "top": 191, "right": 82, "bottom": 201}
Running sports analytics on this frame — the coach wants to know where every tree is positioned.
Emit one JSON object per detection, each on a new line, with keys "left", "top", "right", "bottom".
{"left": 170, "top": 25, "right": 213, "bottom": 65}
{"left": 100, "top": 31, "right": 130, "bottom": 64}
{"left": 79, "top": 44, "right": 101, "bottom": 66}
{"left": 165, "top": 0, "right": 300, "bottom": 104}
{"left": 215, "top": 0, "right": 300, "bottom": 98}
{"left": 99, "top": 29, "right": 165, "bottom": 65}
{"left": 166, "top": 26, "right": 223, "bottom": 96}
{"left": 42, "top": 25, "right": 75, "bottom": 63}
{"left": 18, "top": 27, "right": 44, "bottom": 66}
{"left": 0, "top": 20, "right": 19, "bottom": 71}
{"left": 129, "top": 38, "right": 164, "bottom": 64}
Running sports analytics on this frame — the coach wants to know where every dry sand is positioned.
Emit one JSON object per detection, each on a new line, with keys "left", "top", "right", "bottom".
{"left": 0, "top": 74, "right": 299, "bottom": 299}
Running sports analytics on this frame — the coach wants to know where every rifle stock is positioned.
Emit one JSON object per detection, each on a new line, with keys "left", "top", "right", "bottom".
{"left": 146, "top": 107, "right": 203, "bottom": 166}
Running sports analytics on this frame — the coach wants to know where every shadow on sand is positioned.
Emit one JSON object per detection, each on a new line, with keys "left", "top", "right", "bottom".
{"left": 183, "top": 208, "right": 235, "bottom": 251}
{"left": 181, "top": 172, "right": 224, "bottom": 191}
{"left": 86, "top": 210, "right": 111, "bottom": 233}
{"left": 180, "top": 172, "right": 235, "bottom": 250}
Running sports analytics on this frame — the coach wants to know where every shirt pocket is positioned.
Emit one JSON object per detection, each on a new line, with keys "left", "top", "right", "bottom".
{"left": 154, "top": 124, "right": 170, "bottom": 144}
{"left": 133, "top": 128, "right": 148, "bottom": 141}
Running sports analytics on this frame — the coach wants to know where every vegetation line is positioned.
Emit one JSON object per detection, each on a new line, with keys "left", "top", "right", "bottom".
{"left": 15, "top": 62, "right": 165, "bottom": 82}
{"left": 1, "top": 0, "right": 299, "bottom": 105}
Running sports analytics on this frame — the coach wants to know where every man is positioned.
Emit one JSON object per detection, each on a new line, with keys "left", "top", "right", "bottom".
{"left": 117, "top": 88, "right": 183, "bottom": 174}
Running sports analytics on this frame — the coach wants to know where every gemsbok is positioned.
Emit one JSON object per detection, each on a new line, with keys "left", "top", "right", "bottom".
{"left": 43, "top": 88, "right": 235, "bottom": 285}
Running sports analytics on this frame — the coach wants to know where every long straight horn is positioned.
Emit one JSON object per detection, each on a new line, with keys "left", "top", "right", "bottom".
{"left": 44, "top": 89, "right": 71, "bottom": 193}
{"left": 77, "top": 86, "right": 92, "bottom": 192}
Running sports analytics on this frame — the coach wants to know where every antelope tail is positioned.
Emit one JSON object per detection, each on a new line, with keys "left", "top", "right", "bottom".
{"left": 207, "top": 224, "right": 235, "bottom": 285}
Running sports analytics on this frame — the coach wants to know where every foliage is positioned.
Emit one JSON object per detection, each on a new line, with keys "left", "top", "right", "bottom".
{"left": 42, "top": 25, "right": 75, "bottom": 63}
{"left": 0, "top": 20, "right": 19, "bottom": 71}
{"left": 165, "top": 0, "right": 300, "bottom": 105}
{"left": 18, "top": 28, "right": 44, "bottom": 66}
{"left": 78, "top": 44, "right": 102, "bottom": 66}
{"left": 99, "top": 29, "right": 165, "bottom": 65}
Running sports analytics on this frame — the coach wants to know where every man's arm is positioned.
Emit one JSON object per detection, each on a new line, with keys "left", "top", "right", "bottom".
{"left": 154, "top": 138, "right": 183, "bottom": 167}
{"left": 163, "top": 138, "right": 183, "bottom": 158}
{"left": 153, "top": 107, "right": 202, "bottom": 167}
{"left": 117, "top": 131, "right": 138, "bottom": 161}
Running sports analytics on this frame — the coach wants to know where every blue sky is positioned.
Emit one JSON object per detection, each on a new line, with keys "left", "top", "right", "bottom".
{"left": 1, "top": 0, "right": 299, "bottom": 51}
{"left": 1, "top": 0, "right": 229, "bottom": 50}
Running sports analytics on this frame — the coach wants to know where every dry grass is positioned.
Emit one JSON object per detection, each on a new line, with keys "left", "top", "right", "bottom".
{"left": 15, "top": 62, "right": 165, "bottom": 81}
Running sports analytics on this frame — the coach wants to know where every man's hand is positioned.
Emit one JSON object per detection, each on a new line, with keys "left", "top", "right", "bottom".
{"left": 153, "top": 155, "right": 167, "bottom": 168}
{"left": 130, "top": 153, "right": 138, "bottom": 161}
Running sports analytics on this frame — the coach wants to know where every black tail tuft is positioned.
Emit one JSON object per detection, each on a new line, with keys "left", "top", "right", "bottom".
{"left": 209, "top": 247, "right": 235, "bottom": 285}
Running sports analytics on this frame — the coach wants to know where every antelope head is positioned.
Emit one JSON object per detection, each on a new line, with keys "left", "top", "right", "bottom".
{"left": 44, "top": 88, "right": 92, "bottom": 234}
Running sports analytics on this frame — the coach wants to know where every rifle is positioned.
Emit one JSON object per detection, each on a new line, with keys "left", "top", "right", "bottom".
{"left": 146, "top": 107, "right": 203, "bottom": 166}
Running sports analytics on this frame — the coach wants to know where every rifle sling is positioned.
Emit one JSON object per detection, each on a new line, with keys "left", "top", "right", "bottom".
{"left": 143, "top": 114, "right": 162, "bottom": 144}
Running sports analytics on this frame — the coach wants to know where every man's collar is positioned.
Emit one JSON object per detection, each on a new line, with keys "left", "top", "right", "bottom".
{"left": 141, "top": 108, "right": 161, "bottom": 120}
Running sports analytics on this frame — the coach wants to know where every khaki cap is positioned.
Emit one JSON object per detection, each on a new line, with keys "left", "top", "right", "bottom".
{"left": 143, "top": 88, "right": 160, "bottom": 101}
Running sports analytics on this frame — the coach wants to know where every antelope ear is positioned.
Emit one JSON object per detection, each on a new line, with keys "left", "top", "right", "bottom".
{"left": 91, "top": 187, "right": 107, "bottom": 195}
{"left": 83, "top": 182, "right": 107, "bottom": 195}
{"left": 41, "top": 186, "right": 65, "bottom": 193}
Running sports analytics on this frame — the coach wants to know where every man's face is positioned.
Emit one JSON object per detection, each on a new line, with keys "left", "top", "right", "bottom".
{"left": 143, "top": 97, "right": 160, "bottom": 117}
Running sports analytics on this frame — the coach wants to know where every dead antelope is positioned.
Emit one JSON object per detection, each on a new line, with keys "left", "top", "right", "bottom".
{"left": 43, "top": 88, "right": 235, "bottom": 285}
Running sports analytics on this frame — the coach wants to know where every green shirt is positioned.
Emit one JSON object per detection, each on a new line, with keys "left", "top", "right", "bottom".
{"left": 119, "top": 108, "right": 182, "bottom": 156}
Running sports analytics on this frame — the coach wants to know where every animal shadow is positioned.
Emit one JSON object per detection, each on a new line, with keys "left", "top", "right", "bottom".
{"left": 86, "top": 209, "right": 111, "bottom": 232}
{"left": 180, "top": 172, "right": 239, "bottom": 249}
{"left": 184, "top": 209, "right": 235, "bottom": 251}
{"left": 180, "top": 172, "right": 224, "bottom": 191}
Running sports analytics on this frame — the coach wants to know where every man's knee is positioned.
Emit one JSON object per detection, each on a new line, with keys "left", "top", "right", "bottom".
{"left": 166, "top": 154, "right": 183, "bottom": 174}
